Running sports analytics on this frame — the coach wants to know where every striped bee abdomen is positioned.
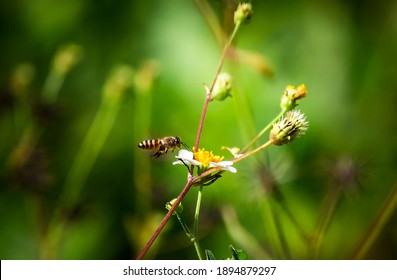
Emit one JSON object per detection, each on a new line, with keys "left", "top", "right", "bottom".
{"left": 138, "top": 139, "right": 163, "bottom": 151}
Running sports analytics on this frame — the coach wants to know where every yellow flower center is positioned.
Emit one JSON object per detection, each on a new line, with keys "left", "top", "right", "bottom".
{"left": 193, "top": 148, "right": 224, "bottom": 167}
{"left": 285, "top": 84, "right": 307, "bottom": 100}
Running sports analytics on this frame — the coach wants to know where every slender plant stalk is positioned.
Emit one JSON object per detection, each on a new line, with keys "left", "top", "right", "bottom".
{"left": 272, "top": 207, "right": 292, "bottom": 259}
{"left": 235, "top": 140, "right": 274, "bottom": 164}
{"left": 193, "top": 0, "right": 225, "bottom": 47}
{"left": 221, "top": 205, "right": 272, "bottom": 259}
{"left": 137, "top": 19, "right": 242, "bottom": 260}
{"left": 136, "top": 179, "right": 194, "bottom": 259}
{"left": 351, "top": 179, "right": 397, "bottom": 259}
{"left": 194, "top": 22, "right": 241, "bottom": 151}
{"left": 42, "top": 66, "right": 132, "bottom": 259}
{"left": 242, "top": 109, "right": 285, "bottom": 153}
{"left": 277, "top": 199, "right": 310, "bottom": 244}
{"left": 261, "top": 198, "right": 285, "bottom": 259}
{"left": 309, "top": 186, "right": 342, "bottom": 259}
{"left": 133, "top": 62, "right": 157, "bottom": 214}
{"left": 41, "top": 69, "right": 66, "bottom": 104}
{"left": 43, "top": 94, "right": 122, "bottom": 259}
{"left": 61, "top": 98, "right": 121, "bottom": 204}
{"left": 193, "top": 186, "right": 205, "bottom": 260}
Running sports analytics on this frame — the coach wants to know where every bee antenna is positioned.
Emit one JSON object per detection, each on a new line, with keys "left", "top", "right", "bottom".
{"left": 182, "top": 142, "right": 190, "bottom": 150}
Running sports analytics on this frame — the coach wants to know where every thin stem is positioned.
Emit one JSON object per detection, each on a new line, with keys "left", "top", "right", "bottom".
{"left": 136, "top": 179, "right": 195, "bottom": 259}
{"left": 193, "top": 0, "right": 225, "bottom": 47}
{"left": 234, "top": 140, "right": 274, "bottom": 164}
{"left": 193, "top": 186, "right": 205, "bottom": 260}
{"left": 277, "top": 199, "right": 310, "bottom": 244}
{"left": 242, "top": 109, "right": 285, "bottom": 153}
{"left": 194, "top": 22, "right": 241, "bottom": 151}
{"left": 194, "top": 187, "right": 203, "bottom": 238}
{"left": 42, "top": 66, "right": 132, "bottom": 259}
{"left": 261, "top": 199, "right": 285, "bottom": 259}
{"left": 175, "top": 214, "right": 192, "bottom": 238}
{"left": 61, "top": 98, "right": 121, "bottom": 205}
{"left": 41, "top": 70, "right": 65, "bottom": 104}
{"left": 194, "top": 87, "right": 211, "bottom": 152}
{"left": 309, "top": 186, "right": 342, "bottom": 259}
{"left": 351, "top": 179, "right": 397, "bottom": 259}
{"left": 174, "top": 210, "right": 204, "bottom": 260}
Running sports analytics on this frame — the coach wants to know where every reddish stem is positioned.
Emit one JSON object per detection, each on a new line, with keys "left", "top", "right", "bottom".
{"left": 136, "top": 179, "right": 195, "bottom": 260}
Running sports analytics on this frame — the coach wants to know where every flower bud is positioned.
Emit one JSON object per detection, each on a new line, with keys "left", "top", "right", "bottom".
{"left": 165, "top": 198, "right": 183, "bottom": 215}
{"left": 234, "top": 3, "right": 253, "bottom": 25}
{"left": 270, "top": 110, "right": 308, "bottom": 146}
{"left": 103, "top": 65, "right": 134, "bottom": 100}
{"left": 280, "top": 84, "right": 307, "bottom": 111}
{"left": 211, "top": 72, "right": 232, "bottom": 101}
{"left": 53, "top": 44, "right": 82, "bottom": 76}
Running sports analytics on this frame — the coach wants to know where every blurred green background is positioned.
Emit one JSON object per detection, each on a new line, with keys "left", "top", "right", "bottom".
{"left": 1, "top": 0, "right": 397, "bottom": 260}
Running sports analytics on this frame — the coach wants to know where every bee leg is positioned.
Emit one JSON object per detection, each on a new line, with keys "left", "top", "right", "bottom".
{"left": 153, "top": 146, "right": 168, "bottom": 158}
{"left": 153, "top": 151, "right": 161, "bottom": 158}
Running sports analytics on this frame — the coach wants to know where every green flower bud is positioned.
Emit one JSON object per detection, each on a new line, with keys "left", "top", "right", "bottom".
{"left": 165, "top": 198, "right": 183, "bottom": 215}
{"left": 280, "top": 84, "right": 307, "bottom": 111}
{"left": 211, "top": 72, "right": 232, "bottom": 101}
{"left": 53, "top": 44, "right": 82, "bottom": 76}
{"left": 270, "top": 110, "right": 308, "bottom": 146}
{"left": 234, "top": 3, "right": 253, "bottom": 25}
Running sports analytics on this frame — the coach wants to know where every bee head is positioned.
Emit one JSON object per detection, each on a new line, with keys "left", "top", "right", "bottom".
{"left": 175, "top": 136, "right": 189, "bottom": 150}
{"left": 175, "top": 136, "right": 181, "bottom": 146}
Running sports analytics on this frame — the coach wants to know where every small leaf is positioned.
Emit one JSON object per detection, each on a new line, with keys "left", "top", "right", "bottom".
{"left": 205, "top": 249, "right": 217, "bottom": 260}
{"left": 229, "top": 244, "right": 248, "bottom": 260}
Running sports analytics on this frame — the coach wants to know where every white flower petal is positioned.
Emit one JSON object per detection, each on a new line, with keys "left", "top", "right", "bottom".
{"left": 209, "top": 161, "right": 237, "bottom": 173}
{"left": 173, "top": 149, "right": 201, "bottom": 166}
{"left": 177, "top": 149, "right": 194, "bottom": 159}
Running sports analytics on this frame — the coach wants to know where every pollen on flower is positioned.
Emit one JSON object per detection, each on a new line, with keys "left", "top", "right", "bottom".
{"left": 193, "top": 148, "right": 224, "bottom": 167}
{"left": 285, "top": 84, "right": 307, "bottom": 100}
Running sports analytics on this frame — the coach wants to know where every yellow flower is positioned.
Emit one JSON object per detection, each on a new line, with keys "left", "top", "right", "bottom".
{"left": 193, "top": 149, "right": 224, "bottom": 168}
{"left": 173, "top": 149, "right": 236, "bottom": 173}
{"left": 280, "top": 84, "right": 307, "bottom": 111}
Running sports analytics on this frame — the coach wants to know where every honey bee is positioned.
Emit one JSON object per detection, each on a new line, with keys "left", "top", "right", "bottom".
{"left": 138, "top": 136, "right": 187, "bottom": 158}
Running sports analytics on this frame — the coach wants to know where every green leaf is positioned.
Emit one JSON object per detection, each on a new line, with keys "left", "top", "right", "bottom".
{"left": 229, "top": 244, "right": 248, "bottom": 260}
{"left": 205, "top": 249, "right": 217, "bottom": 260}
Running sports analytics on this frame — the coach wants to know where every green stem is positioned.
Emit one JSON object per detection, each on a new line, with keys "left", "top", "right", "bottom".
{"left": 193, "top": 186, "right": 205, "bottom": 260}
{"left": 43, "top": 66, "right": 132, "bottom": 259}
{"left": 242, "top": 109, "right": 285, "bottom": 153}
{"left": 261, "top": 198, "right": 284, "bottom": 259}
{"left": 351, "top": 180, "right": 397, "bottom": 259}
{"left": 41, "top": 70, "right": 65, "bottom": 104}
{"left": 43, "top": 96, "right": 122, "bottom": 259}
{"left": 309, "top": 187, "right": 342, "bottom": 259}
{"left": 175, "top": 214, "right": 192, "bottom": 238}
{"left": 61, "top": 97, "right": 121, "bottom": 205}
{"left": 277, "top": 198, "right": 310, "bottom": 244}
